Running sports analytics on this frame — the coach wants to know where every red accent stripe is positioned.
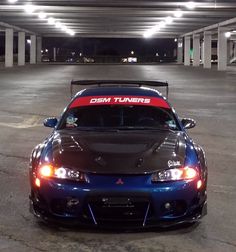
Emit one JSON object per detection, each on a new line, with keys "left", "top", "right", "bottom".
{"left": 69, "top": 95, "right": 170, "bottom": 109}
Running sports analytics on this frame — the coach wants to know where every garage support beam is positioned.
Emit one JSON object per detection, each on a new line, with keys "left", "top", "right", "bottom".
{"left": 203, "top": 31, "right": 212, "bottom": 69}
{"left": 217, "top": 27, "right": 228, "bottom": 71}
{"left": 36, "top": 36, "right": 42, "bottom": 63}
{"left": 193, "top": 34, "right": 200, "bottom": 67}
{"left": 5, "top": 28, "right": 14, "bottom": 67}
{"left": 30, "top": 35, "right": 36, "bottom": 64}
{"left": 18, "top": 32, "right": 25, "bottom": 66}
{"left": 177, "top": 38, "right": 183, "bottom": 64}
{"left": 184, "top": 36, "right": 191, "bottom": 66}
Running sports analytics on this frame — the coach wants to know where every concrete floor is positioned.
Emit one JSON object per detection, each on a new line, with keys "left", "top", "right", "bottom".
{"left": 0, "top": 64, "right": 235, "bottom": 252}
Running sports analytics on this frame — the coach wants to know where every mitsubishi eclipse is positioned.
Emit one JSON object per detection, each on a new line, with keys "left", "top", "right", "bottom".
{"left": 29, "top": 80, "right": 207, "bottom": 228}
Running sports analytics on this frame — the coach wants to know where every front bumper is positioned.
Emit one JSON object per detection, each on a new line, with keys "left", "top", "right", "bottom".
{"left": 30, "top": 175, "right": 207, "bottom": 228}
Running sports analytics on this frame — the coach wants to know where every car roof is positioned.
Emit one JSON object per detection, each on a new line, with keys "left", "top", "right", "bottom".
{"left": 74, "top": 86, "right": 166, "bottom": 99}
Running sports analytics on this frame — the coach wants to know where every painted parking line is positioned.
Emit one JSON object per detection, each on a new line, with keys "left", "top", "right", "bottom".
{"left": 0, "top": 115, "right": 42, "bottom": 129}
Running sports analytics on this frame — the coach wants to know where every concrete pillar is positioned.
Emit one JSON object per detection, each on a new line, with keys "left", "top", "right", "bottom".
{"left": 227, "top": 40, "right": 234, "bottom": 64}
{"left": 193, "top": 34, "right": 200, "bottom": 66}
{"left": 234, "top": 42, "right": 236, "bottom": 58}
{"left": 201, "top": 41, "right": 204, "bottom": 63}
{"left": 36, "top": 36, "right": 42, "bottom": 63}
{"left": 30, "top": 35, "right": 36, "bottom": 64}
{"left": 53, "top": 47, "right": 57, "bottom": 62}
{"left": 218, "top": 27, "right": 227, "bottom": 71}
{"left": 184, "top": 36, "right": 191, "bottom": 66}
{"left": 177, "top": 38, "right": 183, "bottom": 64}
{"left": 173, "top": 48, "right": 177, "bottom": 58}
{"left": 18, "top": 32, "right": 25, "bottom": 66}
{"left": 203, "top": 31, "right": 212, "bottom": 69}
{"left": 5, "top": 28, "right": 14, "bottom": 67}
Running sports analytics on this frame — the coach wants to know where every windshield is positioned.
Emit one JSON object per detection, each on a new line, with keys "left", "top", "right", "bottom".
{"left": 58, "top": 105, "right": 180, "bottom": 131}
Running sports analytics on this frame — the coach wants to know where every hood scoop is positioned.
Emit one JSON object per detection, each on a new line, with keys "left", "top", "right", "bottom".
{"left": 89, "top": 143, "right": 148, "bottom": 154}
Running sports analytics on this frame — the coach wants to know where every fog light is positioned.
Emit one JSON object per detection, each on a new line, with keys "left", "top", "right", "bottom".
{"left": 67, "top": 198, "right": 80, "bottom": 207}
{"left": 35, "top": 178, "right": 40, "bottom": 187}
{"left": 197, "top": 180, "right": 202, "bottom": 189}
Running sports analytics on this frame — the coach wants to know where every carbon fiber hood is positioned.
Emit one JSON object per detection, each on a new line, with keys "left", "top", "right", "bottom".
{"left": 51, "top": 130, "right": 187, "bottom": 174}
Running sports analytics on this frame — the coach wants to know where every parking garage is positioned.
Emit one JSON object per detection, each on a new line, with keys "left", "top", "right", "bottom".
{"left": 0, "top": 1, "right": 236, "bottom": 252}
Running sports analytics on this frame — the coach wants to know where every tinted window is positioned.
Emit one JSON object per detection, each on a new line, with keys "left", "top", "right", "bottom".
{"left": 58, "top": 105, "right": 179, "bottom": 130}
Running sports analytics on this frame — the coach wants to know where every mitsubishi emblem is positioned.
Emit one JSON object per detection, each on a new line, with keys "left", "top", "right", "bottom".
{"left": 116, "top": 178, "right": 124, "bottom": 185}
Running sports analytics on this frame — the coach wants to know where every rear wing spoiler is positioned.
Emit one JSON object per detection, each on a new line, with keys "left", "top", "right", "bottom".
{"left": 70, "top": 80, "right": 169, "bottom": 99}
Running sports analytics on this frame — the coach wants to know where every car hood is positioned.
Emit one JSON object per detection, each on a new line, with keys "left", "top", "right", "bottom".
{"left": 51, "top": 130, "right": 187, "bottom": 174}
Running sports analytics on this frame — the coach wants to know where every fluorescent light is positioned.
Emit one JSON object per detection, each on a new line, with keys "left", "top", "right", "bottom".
{"left": 61, "top": 25, "right": 68, "bottom": 32}
{"left": 159, "top": 21, "right": 166, "bottom": 28}
{"left": 55, "top": 22, "right": 63, "bottom": 28}
{"left": 174, "top": 9, "right": 183, "bottom": 18}
{"left": 47, "top": 17, "right": 55, "bottom": 25}
{"left": 225, "top": 32, "right": 231, "bottom": 38}
{"left": 152, "top": 25, "right": 160, "bottom": 32}
{"left": 67, "top": 29, "right": 75, "bottom": 36}
{"left": 8, "top": 0, "right": 18, "bottom": 3}
{"left": 143, "top": 25, "right": 161, "bottom": 38}
{"left": 186, "top": 1, "right": 196, "bottom": 9}
{"left": 24, "top": 4, "right": 37, "bottom": 14}
{"left": 38, "top": 12, "right": 47, "bottom": 19}
{"left": 143, "top": 31, "right": 153, "bottom": 38}
{"left": 165, "top": 16, "right": 173, "bottom": 24}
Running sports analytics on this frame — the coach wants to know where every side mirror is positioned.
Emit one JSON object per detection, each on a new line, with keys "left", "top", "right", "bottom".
{"left": 181, "top": 118, "right": 196, "bottom": 129}
{"left": 43, "top": 117, "right": 58, "bottom": 128}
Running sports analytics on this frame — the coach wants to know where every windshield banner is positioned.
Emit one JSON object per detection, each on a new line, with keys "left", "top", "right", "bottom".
{"left": 70, "top": 96, "right": 170, "bottom": 109}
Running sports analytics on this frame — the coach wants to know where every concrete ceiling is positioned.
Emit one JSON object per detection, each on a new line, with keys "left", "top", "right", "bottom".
{"left": 0, "top": 0, "right": 236, "bottom": 38}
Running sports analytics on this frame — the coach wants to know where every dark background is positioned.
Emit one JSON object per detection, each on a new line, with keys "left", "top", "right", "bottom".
{"left": 0, "top": 36, "right": 176, "bottom": 57}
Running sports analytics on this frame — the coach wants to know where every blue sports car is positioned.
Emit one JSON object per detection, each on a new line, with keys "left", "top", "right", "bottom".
{"left": 29, "top": 80, "right": 207, "bottom": 228}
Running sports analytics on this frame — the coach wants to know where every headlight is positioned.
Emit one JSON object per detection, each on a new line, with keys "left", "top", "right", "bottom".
{"left": 37, "top": 164, "right": 87, "bottom": 182}
{"left": 151, "top": 166, "right": 198, "bottom": 182}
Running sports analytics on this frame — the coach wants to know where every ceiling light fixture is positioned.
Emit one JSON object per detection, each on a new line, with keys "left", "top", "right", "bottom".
{"left": 24, "top": 4, "right": 37, "bottom": 14}
{"left": 143, "top": 31, "right": 154, "bottom": 38}
{"left": 153, "top": 25, "right": 161, "bottom": 32}
{"left": 165, "top": 16, "right": 173, "bottom": 24}
{"left": 159, "top": 21, "right": 166, "bottom": 28}
{"left": 38, "top": 12, "right": 47, "bottom": 19}
{"left": 61, "top": 25, "right": 68, "bottom": 32}
{"left": 18, "top": 3, "right": 76, "bottom": 36}
{"left": 47, "top": 17, "right": 55, "bottom": 25}
{"left": 174, "top": 9, "right": 183, "bottom": 18}
{"left": 143, "top": 23, "right": 163, "bottom": 38}
{"left": 186, "top": 1, "right": 196, "bottom": 9}
{"left": 8, "top": 0, "right": 18, "bottom": 3}
{"left": 55, "top": 22, "right": 63, "bottom": 28}
{"left": 225, "top": 32, "right": 231, "bottom": 38}
{"left": 67, "top": 29, "right": 75, "bottom": 36}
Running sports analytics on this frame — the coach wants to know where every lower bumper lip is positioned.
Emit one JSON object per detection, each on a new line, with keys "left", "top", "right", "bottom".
{"left": 30, "top": 177, "right": 207, "bottom": 228}
{"left": 29, "top": 196, "right": 207, "bottom": 229}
